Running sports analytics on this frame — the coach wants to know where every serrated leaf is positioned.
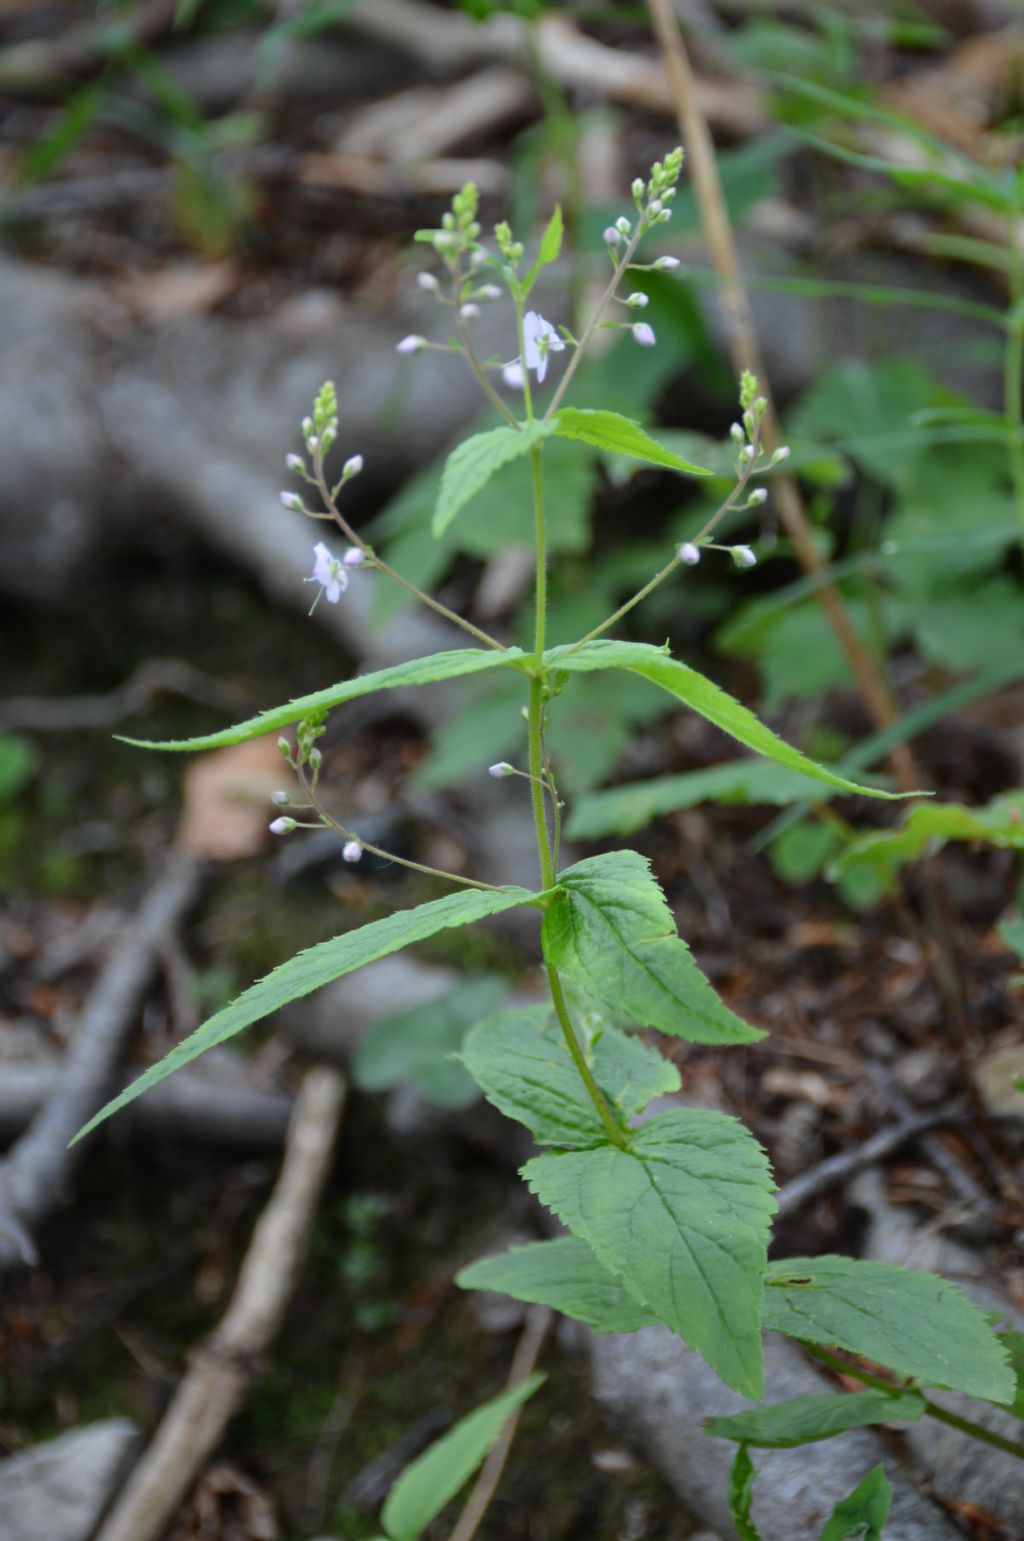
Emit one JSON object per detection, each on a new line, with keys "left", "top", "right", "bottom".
{"left": 999, "top": 1332, "right": 1024, "bottom": 1420}
{"left": 523, "top": 1107, "right": 776, "bottom": 1397}
{"left": 457, "top": 1237, "right": 658, "bottom": 1333}
{"left": 381, "top": 1374, "right": 544, "bottom": 1541}
{"left": 820, "top": 1466, "right": 893, "bottom": 1541}
{"left": 568, "top": 760, "right": 830, "bottom": 840}
{"left": 73, "top": 887, "right": 537, "bottom": 1143}
{"left": 706, "top": 1389, "right": 926, "bottom": 1449}
{"left": 118, "top": 648, "right": 526, "bottom": 752}
{"left": 460, "top": 1006, "right": 680, "bottom": 1145}
{"left": 728, "top": 1446, "right": 763, "bottom": 1541}
{"left": 545, "top": 640, "right": 917, "bottom": 799}
{"left": 523, "top": 204, "right": 563, "bottom": 293}
{"left": 831, "top": 792, "right": 1024, "bottom": 895}
{"left": 552, "top": 408, "right": 711, "bottom": 475}
{"left": 763, "top": 1255, "right": 1016, "bottom": 1404}
{"left": 433, "top": 422, "right": 554, "bottom": 538}
{"left": 542, "top": 850, "right": 763, "bottom": 1044}
{"left": 352, "top": 976, "right": 506, "bottom": 1109}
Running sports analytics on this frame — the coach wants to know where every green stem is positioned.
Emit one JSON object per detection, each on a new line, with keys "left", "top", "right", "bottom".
{"left": 458, "top": 316, "right": 520, "bottom": 428}
{"left": 806, "top": 1345, "right": 1024, "bottom": 1462}
{"left": 545, "top": 227, "right": 644, "bottom": 419}
{"left": 547, "top": 964, "right": 629, "bottom": 1150}
{"left": 1005, "top": 226, "right": 1024, "bottom": 561}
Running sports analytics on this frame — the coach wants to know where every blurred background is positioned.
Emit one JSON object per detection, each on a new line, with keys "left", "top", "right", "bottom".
{"left": 2, "top": 2, "right": 1024, "bottom": 1538}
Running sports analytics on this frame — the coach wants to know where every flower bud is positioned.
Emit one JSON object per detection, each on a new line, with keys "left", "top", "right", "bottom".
{"left": 343, "top": 454, "right": 364, "bottom": 479}
{"left": 615, "top": 215, "right": 632, "bottom": 236}
{"left": 748, "top": 487, "right": 768, "bottom": 505}
{"left": 656, "top": 208, "right": 672, "bottom": 224}
{"left": 654, "top": 255, "right": 680, "bottom": 270}
{"left": 308, "top": 747, "right": 322, "bottom": 770}
{"left": 626, "top": 292, "right": 649, "bottom": 308}
{"left": 731, "top": 545, "right": 757, "bottom": 569}
{"left": 279, "top": 491, "right": 305, "bottom": 513}
{"left": 459, "top": 302, "right": 481, "bottom": 320}
{"left": 342, "top": 839, "right": 362, "bottom": 863}
{"left": 396, "top": 334, "right": 426, "bottom": 354}
{"left": 488, "top": 761, "right": 515, "bottom": 779}
{"left": 285, "top": 452, "right": 304, "bottom": 473}
{"left": 477, "top": 284, "right": 502, "bottom": 299}
{"left": 730, "top": 423, "right": 745, "bottom": 445}
{"left": 343, "top": 546, "right": 365, "bottom": 568}
{"left": 632, "top": 322, "right": 656, "bottom": 347}
{"left": 271, "top": 790, "right": 290, "bottom": 806}
{"left": 632, "top": 177, "right": 646, "bottom": 205}
{"left": 269, "top": 817, "right": 296, "bottom": 835}
{"left": 278, "top": 737, "right": 291, "bottom": 759}
{"left": 417, "top": 272, "right": 439, "bottom": 291}
{"left": 603, "top": 226, "right": 622, "bottom": 247}
{"left": 771, "top": 445, "right": 791, "bottom": 464}
{"left": 649, "top": 198, "right": 663, "bottom": 216}
{"left": 679, "top": 542, "right": 701, "bottom": 567}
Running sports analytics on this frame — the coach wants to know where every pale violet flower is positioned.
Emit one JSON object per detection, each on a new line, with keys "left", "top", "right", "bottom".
{"left": 309, "top": 542, "right": 348, "bottom": 607}
{"left": 396, "top": 334, "right": 426, "bottom": 354}
{"left": 501, "top": 361, "right": 526, "bottom": 391}
{"left": 520, "top": 311, "right": 566, "bottom": 384}
{"left": 731, "top": 545, "right": 757, "bottom": 569}
{"left": 343, "top": 546, "right": 365, "bottom": 568}
{"left": 679, "top": 543, "right": 701, "bottom": 567}
{"left": 632, "top": 322, "right": 656, "bottom": 347}
{"left": 342, "top": 839, "right": 362, "bottom": 863}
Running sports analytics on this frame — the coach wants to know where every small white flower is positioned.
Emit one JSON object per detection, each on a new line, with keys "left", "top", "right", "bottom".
{"left": 342, "top": 839, "right": 362, "bottom": 863}
{"left": 626, "top": 292, "right": 649, "bottom": 309}
{"left": 603, "top": 226, "right": 622, "bottom": 247}
{"left": 309, "top": 541, "right": 348, "bottom": 606}
{"left": 343, "top": 454, "right": 364, "bottom": 478}
{"left": 502, "top": 361, "right": 525, "bottom": 390}
{"left": 396, "top": 334, "right": 426, "bottom": 354}
{"left": 459, "top": 302, "right": 481, "bottom": 320}
{"left": 521, "top": 311, "right": 566, "bottom": 384}
{"left": 632, "top": 322, "right": 656, "bottom": 347}
{"left": 679, "top": 542, "right": 701, "bottom": 567}
{"left": 417, "top": 272, "right": 439, "bottom": 292}
{"left": 731, "top": 545, "right": 757, "bottom": 569}
{"left": 271, "top": 790, "right": 290, "bottom": 806}
{"left": 269, "top": 816, "right": 295, "bottom": 835}
{"left": 489, "top": 761, "right": 515, "bottom": 778}
{"left": 343, "top": 546, "right": 365, "bottom": 568}
{"left": 654, "top": 255, "right": 680, "bottom": 270}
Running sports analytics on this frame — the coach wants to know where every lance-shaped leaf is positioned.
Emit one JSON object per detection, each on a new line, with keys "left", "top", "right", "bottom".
{"left": 460, "top": 1007, "right": 680, "bottom": 1146}
{"left": 763, "top": 1255, "right": 1015, "bottom": 1405}
{"left": 542, "top": 850, "right": 763, "bottom": 1043}
{"left": 524, "top": 1107, "right": 776, "bottom": 1397}
{"left": 434, "top": 421, "right": 554, "bottom": 537}
{"left": 568, "top": 760, "right": 832, "bottom": 840}
{"left": 545, "top": 640, "right": 918, "bottom": 800}
{"left": 705, "top": 1389, "right": 926, "bottom": 1449}
{"left": 118, "top": 648, "right": 526, "bottom": 752}
{"left": 821, "top": 1466, "right": 893, "bottom": 1541}
{"left": 552, "top": 408, "right": 711, "bottom": 475}
{"left": 522, "top": 204, "right": 563, "bottom": 294}
{"left": 381, "top": 1374, "right": 544, "bottom": 1541}
{"left": 73, "top": 886, "right": 537, "bottom": 1143}
{"left": 457, "top": 1237, "right": 658, "bottom": 1334}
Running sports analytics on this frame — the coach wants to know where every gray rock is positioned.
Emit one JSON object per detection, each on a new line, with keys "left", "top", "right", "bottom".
{"left": 0, "top": 1420, "right": 141, "bottom": 1541}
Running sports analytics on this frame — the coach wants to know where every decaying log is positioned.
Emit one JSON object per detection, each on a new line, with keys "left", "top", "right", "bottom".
{"left": 0, "top": 850, "right": 202, "bottom": 1271}
{"left": 95, "top": 1067, "right": 346, "bottom": 1541}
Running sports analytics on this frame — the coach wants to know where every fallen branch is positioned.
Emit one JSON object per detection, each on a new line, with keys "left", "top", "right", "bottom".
{"left": 0, "top": 849, "right": 202, "bottom": 1271}
{"left": 0, "top": 658, "right": 250, "bottom": 732}
{"left": 774, "top": 1106, "right": 963, "bottom": 1219}
{"left": 94, "top": 1066, "right": 346, "bottom": 1541}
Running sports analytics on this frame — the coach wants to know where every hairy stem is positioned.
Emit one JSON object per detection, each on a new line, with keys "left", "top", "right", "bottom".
{"left": 806, "top": 1345, "right": 1024, "bottom": 1462}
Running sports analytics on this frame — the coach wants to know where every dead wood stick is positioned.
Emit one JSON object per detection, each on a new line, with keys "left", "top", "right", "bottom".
{"left": 774, "top": 1106, "right": 964, "bottom": 1219}
{"left": 95, "top": 1066, "right": 346, "bottom": 1541}
{"left": 0, "top": 849, "right": 202, "bottom": 1271}
{"left": 645, "top": 0, "right": 917, "bottom": 793}
{"left": 0, "top": 659, "right": 250, "bottom": 732}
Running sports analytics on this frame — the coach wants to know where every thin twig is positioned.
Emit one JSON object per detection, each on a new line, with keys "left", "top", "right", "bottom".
{"left": 774, "top": 1106, "right": 965, "bottom": 1220}
{"left": 447, "top": 1306, "right": 552, "bottom": 1541}
{"left": 0, "top": 850, "right": 202, "bottom": 1271}
{"left": 95, "top": 1068, "right": 346, "bottom": 1541}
